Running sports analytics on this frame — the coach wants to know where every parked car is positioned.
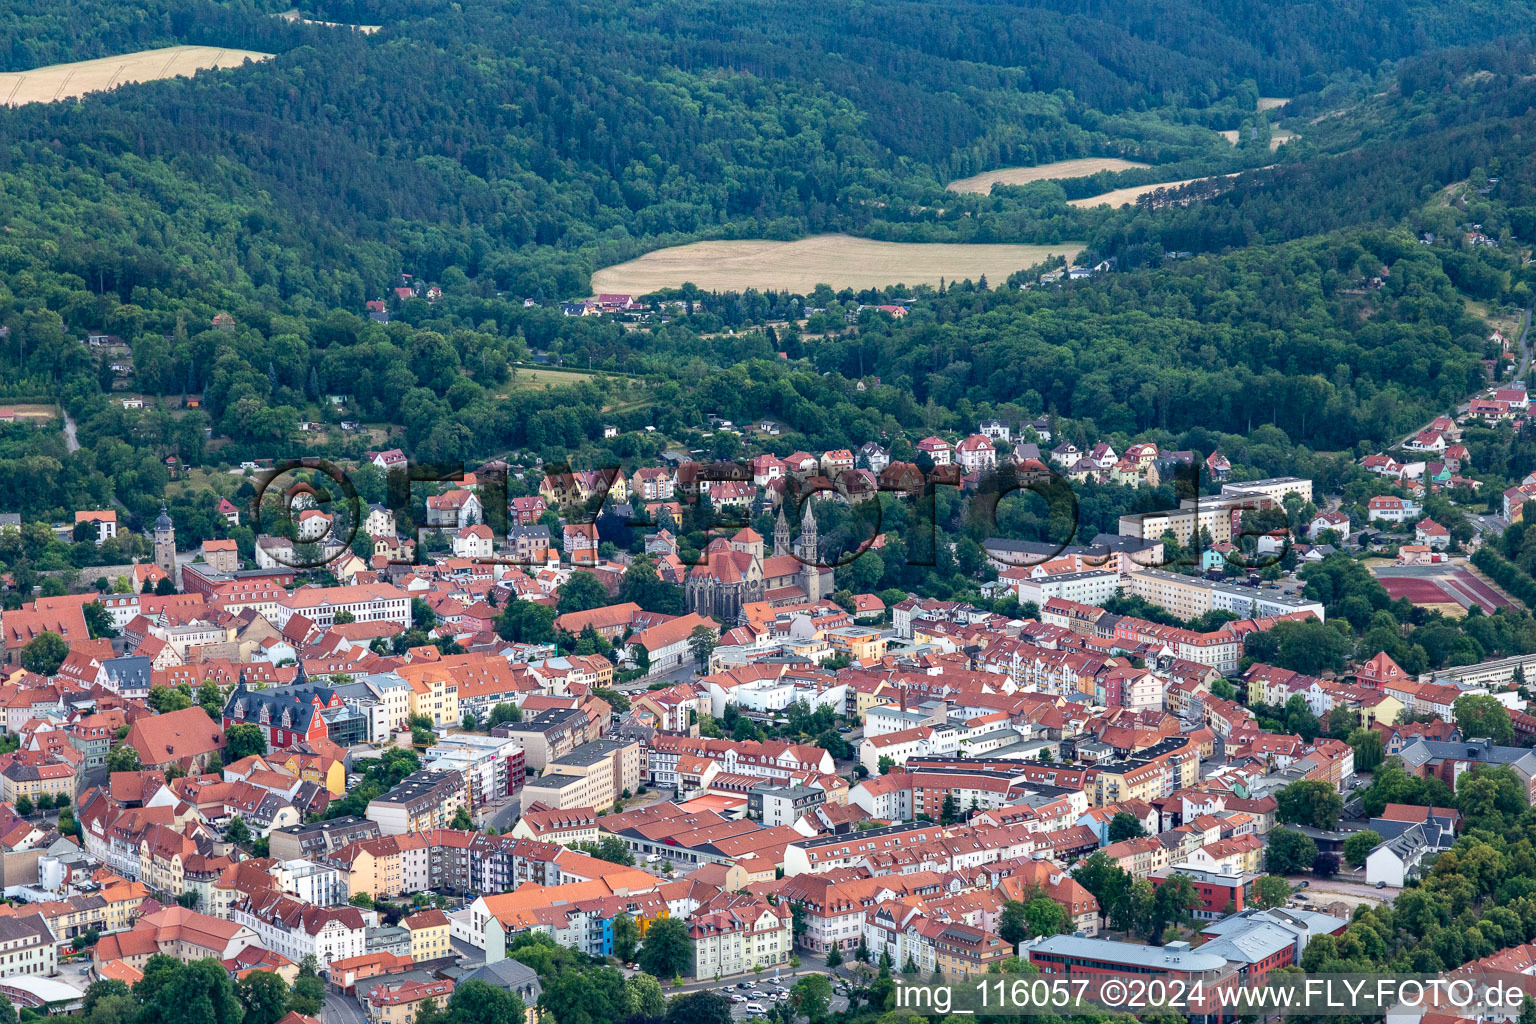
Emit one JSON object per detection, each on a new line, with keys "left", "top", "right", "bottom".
{"left": 746, "top": 1004, "right": 766, "bottom": 1013}
{"left": 1376, "top": 880, "right": 1388, "bottom": 889}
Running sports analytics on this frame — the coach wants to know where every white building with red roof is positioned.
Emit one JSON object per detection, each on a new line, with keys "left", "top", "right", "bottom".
{"left": 1414, "top": 518, "right": 1450, "bottom": 548}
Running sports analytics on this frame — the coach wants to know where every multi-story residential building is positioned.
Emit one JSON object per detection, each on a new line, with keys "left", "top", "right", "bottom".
{"left": 268, "top": 816, "right": 382, "bottom": 862}
{"left": 748, "top": 784, "right": 825, "bottom": 827}
{"left": 1126, "top": 569, "right": 1325, "bottom": 623}
{"left": 934, "top": 921, "right": 1011, "bottom": 981}
{"left": 498, "top": 707, "right": 602, "bottom": 771}
{"left": 365, "top": 771, "right": 467, "bottom": 835}
{"left": 0, "top": 914, "right": 57, "bottom": 977}
{"left": 232, "top": 889, "right": 368, "bottom": 966}
{"left": 1, "top": 758, "right": 78, "bottom": 807}
{"left": 688, "top": 892, "right": 791, "bottom": 978}
{"left": 403, "top": 908, "right": 453, "bottom": 963}
{"left": 520, "top": 738, "right": 641, "bottom": 813}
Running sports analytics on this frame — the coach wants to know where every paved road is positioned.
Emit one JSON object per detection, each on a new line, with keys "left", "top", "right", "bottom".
{"left": 324, "top": 991, "right": 366, "bottom": 1024}
{"left": 483, "top": 792, "right": 522, "bottom": 832}
{"left": 1517, "top": 304, "right": 1533, "bottom": 379}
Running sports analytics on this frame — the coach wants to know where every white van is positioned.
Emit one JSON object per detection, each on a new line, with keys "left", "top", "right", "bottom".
{"left": 745, "top": 1003, "right": 766, "bottom": 1013}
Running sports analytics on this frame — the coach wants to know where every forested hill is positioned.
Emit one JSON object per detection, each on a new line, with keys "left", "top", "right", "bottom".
{"left": 4, "top": 0, "right": 1536, "bottom": 305}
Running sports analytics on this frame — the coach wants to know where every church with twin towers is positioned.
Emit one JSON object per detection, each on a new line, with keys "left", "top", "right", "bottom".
{"left": 684, "top": 503, "right": 834, "bottom": 625}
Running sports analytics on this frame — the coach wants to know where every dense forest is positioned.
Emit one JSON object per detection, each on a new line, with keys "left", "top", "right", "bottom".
{"left": 2, "top": 1, "right": 1536, "bottom": 527}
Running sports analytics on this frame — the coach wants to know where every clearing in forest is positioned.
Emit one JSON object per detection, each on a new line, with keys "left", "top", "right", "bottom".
{"left": 945, "top": 158, "right": 1150, "bottom": 194}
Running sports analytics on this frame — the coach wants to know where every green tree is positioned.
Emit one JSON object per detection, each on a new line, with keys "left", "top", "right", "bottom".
{"left": 1347, "top": 728, "right": 1385, "bottom": 771}
{"left": 1250, "top": 875, "right": 1294, "bottom": 909}
{"left": 541, "top": 965, "right": 628, "bottom": 1024}
{"left": 1276, "top": 779, "right": 1344, "bottom": 829}
{"left": 13, "top": 795, "right": 31, "bottom": 817}
{"left": 288, "top": 970, "right": 325, "bottom": 1016}
{"left": 498, "top": 599, "right": 557, "bottom": 644}
{"left": 84, "top": 601, "right": 119, "bottom": 640}
{"left": 1149, "top": 872, "right": 1200, "bottom": 942}
{"left": 451, "top": 806, "right": 474, "bottom": 830}
{"left": 1072, "top": 852, "right": 1132, "bottom": 929}
{"left": 224, "top": 815, "right": 251, "bottom": 847}
{"left": 637, "top": 917, "right": 693, "bottom": 979}
{"left": 791, "top": 974, "right": 833, "bottom": 1024}
{"left": 1265, "top": 827, "right": 1319, "bottom": 875}
{"left": 1343, "top": 830, "right": 1383, "bottom": 868}
{"left": 997, "top": 901, "right": 1029, "bottom": 949}
{"left": 688, "top": 624, "right": 718, "bottom": 670}
{"left": 225, "top": 723, "right": 267, "bottom": 762}
{"left": 665, "top": 991, "right": 732, "bottom": 1024}
{"left": 20, "top": 631, "right": 68, "bottom": 676}
{"left": 447, "top": 979, "right": 525, "bottom": 1024}
{"left": 1107, "top": 812, "right": 1148, "bottom": 842}
{"left": 237, "top": 971, "right": 290, "bottom": 1024}
{"left": 198, "top": 680, "right": 224, "bottom": 718}
{"left": 1024, "top": 894, "right": 1070, "bottom": 938}
{"left": 106, "top": 743, "right": 140, "bottom": 774}
{"left": 613, "top": 912, "right": 641, "bottom": 963}
{"left": 557, "top": 571, "right": 610, "bottom": 615}
{"left": 1453, "top": 694, "right": 1514, "bottom": 743}
{"left": 584, "top": 835, "right": 635, "bottom": 866}
{"left": 625, "top": 973, "right": 666, "bottom": 1017}
{"left": 138, "top": 957, "right": 243, "bottom": 1024}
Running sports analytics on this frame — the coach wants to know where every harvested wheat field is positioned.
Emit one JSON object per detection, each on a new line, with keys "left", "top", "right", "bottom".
{"left": 590, "top": 235, "right": 1082, "bottom": 294}
{"left": 1257, "top": 96, "right": 1291, "bottom": 111}
{"left": 0, "top": 46, "right": 273, "bottom": 107}
{"left": 1069, "top": 173, "right": 1253, "bottom": 208}
{"left": 946, "top": 157, "right": 1149, "bottom": 194}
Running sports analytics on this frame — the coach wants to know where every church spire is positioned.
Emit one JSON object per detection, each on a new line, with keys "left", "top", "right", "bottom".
{"left": 798, "top": 501, "right": 818, "bottom": 562}
{"left": 773, "top": 504, "right": 791, "bottom": 557}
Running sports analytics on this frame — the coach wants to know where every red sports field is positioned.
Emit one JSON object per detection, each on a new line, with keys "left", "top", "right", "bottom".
{"left": 1376, "top": 568, "right": 1513, "bottom": 613}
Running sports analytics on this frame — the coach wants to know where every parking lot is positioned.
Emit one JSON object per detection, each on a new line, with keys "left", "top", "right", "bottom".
{"left": 723, "top": 979, "right": 793, "bottom": 1017}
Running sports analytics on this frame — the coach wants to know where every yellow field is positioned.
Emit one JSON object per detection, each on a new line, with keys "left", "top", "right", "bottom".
{"left": 0, "top": 46, "right": 273, "bottom": 107}
{"left": 504, "top": 367, "right": 600, "bottom": 391}
{"left": 1219, "top": 129, "right": 1241, "bottom": 145}
{"left": 1257, "top": 96, "right": 1291, "bottom": 111}
{"left": 1069, "top": 173, "right": 1246, "bottom": 208}
{"left": 0, "top": 404, "right": 57, "bottom": 420}
{"left": 945, "top": 158, "right": 1149, "bottom": 194}
{"left": 590, "top": 234, "right": 1082, "bottom": 293}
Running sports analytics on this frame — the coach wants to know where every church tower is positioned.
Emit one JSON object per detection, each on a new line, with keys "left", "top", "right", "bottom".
{"left": 153, "top": 503, "right": 177, "bottom": 585}
{"left": 797, "top": 502, "right": 828, "bottom": 600}
{"left": 796, "top": 502, "right": 818, "bottom": 563}
{"left": 773, "top": 505, "right": 792, "bottom": 558}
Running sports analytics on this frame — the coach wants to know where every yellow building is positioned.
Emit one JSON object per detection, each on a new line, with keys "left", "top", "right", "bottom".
{"left": 403, "top": 908, "right": 452, "bottom": 962}
{"left": 850, "top": 680, "right": 895, "bottom": 724}
{"left": 826, "top": 627, "right": 886, "bottom": 663}
{"left": 397, "top": 664, "right": 460, "bottom": 727}
{"left": 278, "top": 751, "right": 347, "bottom": 797}
{"left": 1, "top": 761, "right": 78, "bottom": 807}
